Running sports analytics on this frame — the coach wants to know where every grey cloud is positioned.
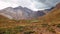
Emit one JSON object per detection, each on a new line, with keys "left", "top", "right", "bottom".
{"left": 32, "top": 0, "right": 60, "bottom": 9}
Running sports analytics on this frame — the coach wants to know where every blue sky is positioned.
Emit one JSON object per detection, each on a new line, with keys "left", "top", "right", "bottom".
{"left": 0, "top": 0, "right": 60, "bottom": 11}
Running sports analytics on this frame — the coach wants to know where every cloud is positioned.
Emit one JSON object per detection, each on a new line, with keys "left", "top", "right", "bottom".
{"left": 33, "top": 0, "right": 60, "bottom": 9}
{"left": 0, "top": 0, "right": 19, "bottom": 7}
{"left": 0, "top": 1, "right": 10, "bottom": 10}
{"left": 0, "top": 0, "right": 19, "bottom": 10}
{"left": 0, "top": 0, "right": 60, "bottom": 11}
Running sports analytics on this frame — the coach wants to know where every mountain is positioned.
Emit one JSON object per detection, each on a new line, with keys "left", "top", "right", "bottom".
{"left": 36, "top": 7, "right": 54, "bottom": 18}
{"left": 0, "top": 6, "right": 36, "bottom": 20}
{"left": 0, "top": 7, "right": 16, "bottom": 19}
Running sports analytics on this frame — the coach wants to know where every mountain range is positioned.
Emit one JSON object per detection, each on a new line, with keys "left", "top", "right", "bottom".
{"left": 0, "top": 5, "right": 54, "bottom": 20}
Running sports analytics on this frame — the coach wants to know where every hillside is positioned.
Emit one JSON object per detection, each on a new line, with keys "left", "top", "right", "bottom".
{"left": 0, "top": 3, "right": 60, "bottom": 34}
{"left": 39, "top": 3, "right": 60, "bottom": 24}
{"left": 0, "top": 15, "right": 8, "bottom": 19}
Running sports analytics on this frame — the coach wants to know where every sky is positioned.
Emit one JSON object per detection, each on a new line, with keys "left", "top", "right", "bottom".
{"left": 0, "top": 0, "right": 60, "bottom": 11}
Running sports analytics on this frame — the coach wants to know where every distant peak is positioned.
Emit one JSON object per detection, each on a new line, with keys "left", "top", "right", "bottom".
{"left": 14, "top": 6, "right": 23, "bottom": 9}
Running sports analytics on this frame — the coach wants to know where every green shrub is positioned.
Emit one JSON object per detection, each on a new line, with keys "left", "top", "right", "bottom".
{"left": 24, "top": 31, "right": 35, "bottom": 34}
{"left": 30, "top": 20, "right": 39, "bottom": 23}
{"left": 47, "top": 27, "right": 56, "bottom": 33}
{"left": 41, "top": 23, "right": 49, "bottom": 27}
{"left": 14, "top": 26, "right": 25, "bottom": 32}
{"left": 57, "top": 24, "right": 60, "bottom": 28}
{"left": 0, "top": 28, "right": 11, "bottom": 34}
